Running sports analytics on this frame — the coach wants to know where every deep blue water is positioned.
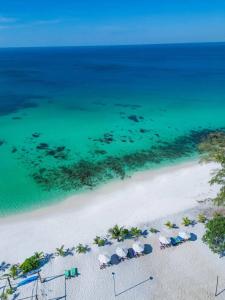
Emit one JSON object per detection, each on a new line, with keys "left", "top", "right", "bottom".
{"left": 0, "top": 42, "right": 224, "bottom": 116}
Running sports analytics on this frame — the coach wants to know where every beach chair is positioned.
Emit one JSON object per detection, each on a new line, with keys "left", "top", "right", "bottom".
{"left": 64, "top": 270, "right": 70, "bottom": 279}
{"left": 176, "top": 236, "right": 184, "bottom": 243}
{"left": 171, "top": 236, "right": 183, "bottom": 246}
{"left": 70, "top": 267, "right": 78, "bottom": 277}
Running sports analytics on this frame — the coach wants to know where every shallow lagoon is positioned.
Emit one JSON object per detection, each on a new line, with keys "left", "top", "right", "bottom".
{"left": 0, "top": 43, "right": 225, "bottom": 215}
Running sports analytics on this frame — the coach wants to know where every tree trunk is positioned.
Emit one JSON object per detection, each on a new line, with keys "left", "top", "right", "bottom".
{"left": 7, "top": 277, "right": 12, "bottom": 289}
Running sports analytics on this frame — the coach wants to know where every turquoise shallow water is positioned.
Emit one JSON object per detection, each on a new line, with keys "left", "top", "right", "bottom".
{"left": 0, "top": 43, "right": 225, "bottom": 216}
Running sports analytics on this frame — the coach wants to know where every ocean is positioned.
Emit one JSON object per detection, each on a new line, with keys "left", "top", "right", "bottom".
{"left": 0, "top": 42, "right": 225, "bottom": 215}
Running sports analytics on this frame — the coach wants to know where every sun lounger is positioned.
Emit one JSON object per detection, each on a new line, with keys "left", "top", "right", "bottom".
{"left": 70, "top": 267, "right": 78, "bottom": 277}
{"left": 176, "top": 236, "right": 184, "bottom": 243}
{"left": 170, "top": 236, "right": 183, "bottom": 246}
{"left": 64, "top": 270, "right": 70, "bottom": 279}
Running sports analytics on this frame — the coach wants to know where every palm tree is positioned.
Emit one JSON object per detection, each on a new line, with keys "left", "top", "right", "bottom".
{"left": 130, "top": 227, "right": 142, "bottom": 239}
{"left": 55, "top": 245, "right": 65, "bottom": 257}
{"left": 182, "top": 217, "right": 192, "bottom": 226}
{"left": 34, "top": 252, "right": 44, "bottom": 260}
{"left": 213, "top": 211, "right": 222, "bottom": 218}
{"left": 149, "top": 227, "right": 159, "bottom": 234}
{"left": 76, "top": 244, "right": 89, "bottom": 254}
{"left": 93, "top": 236, "right": 106, "bottom": 247}
{"left": 1, "top": 274, "right": 13, "bottom": 290}
{"left": 108, "top": 225, "right": 122, "bottom": 241}
{"left": 108, "top": 225, "right": 128, "bottom": 241}
{"left": 198, "top": 213, "right": 207, "bottom": 223}
{"left": 164, "top": 221, "right": 175, "bottom": 229}
{"left": 8, "top": 265, "right": 19, "bottom": 280}
{"left": 121, "top": 228, "right": 129, "bottom": 240}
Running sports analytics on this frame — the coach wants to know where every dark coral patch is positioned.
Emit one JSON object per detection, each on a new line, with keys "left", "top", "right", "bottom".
{"left": 128, "top": 115, "right": 139, "bottom": 122}
{"left": 128, "top": 115, "right": 144, "bottom": 122}
{"left": 31, "top": 127, "right": 225, "bottom": 192}
{"left": 92, "top": 133, "right": 114, "bottom": 144}
{"left": 94, "top": 149, "right": 107, "bottom": 155}
{"left": 12, "top": 117, "right": 22, "bottom": 120}
{"left": 37, "top": 143, "right": 49, "bottom": 150}
{"left": 140, "top": 129, "right": 149, "bottom": 133}
{"left": 0, "top": 140, "right": 5, "bottom": 146}
{"left": 32, "top": 132, "right": 41, "bottom": 138}
{"left": 11, "top": 147, "right": 17, "bottom": 153}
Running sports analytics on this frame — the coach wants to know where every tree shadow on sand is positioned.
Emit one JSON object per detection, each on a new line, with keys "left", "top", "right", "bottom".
{"left": 0, "top": 261, "right": 10, "bottom": 272}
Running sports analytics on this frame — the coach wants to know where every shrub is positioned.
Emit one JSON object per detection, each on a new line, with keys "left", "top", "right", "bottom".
{"left": 20, "top": 255, "right": 40, "bottom": 274}
{"left": 202, "top": 215, "right": 225, "bottom": 255}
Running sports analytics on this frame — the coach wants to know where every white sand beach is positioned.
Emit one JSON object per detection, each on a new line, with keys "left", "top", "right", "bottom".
{"left": 1, "top": 160, "right": 224, "bottom": 300}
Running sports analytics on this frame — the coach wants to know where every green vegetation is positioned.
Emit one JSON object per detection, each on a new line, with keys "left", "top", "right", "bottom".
{"left": 149, "top": 227, "right": 159, "bottom": 234}
{"left": 5, "top": 288, "right": 14, "bottom": 296}
{"left": 20, "top": 254, "right": 41, "bottom": 274}
{"left": 213, "top": 211, "right": 222, "bottom": 218}
{"left": 130, "top": 227, "right": 142, "bottom": 239}
{"left": 55, "top": 245, "right": 66, "bottom": 257}
{"left": 198, "top": 213, "right": 207, "bottom": 223}
{"left": 76, "top": 244, "right": 89, "bottom": 254}
{"left": 202, "top": 215, "right": 225, "bottom": 255}
{"left": 108, "top": 225, "right": 129, "bottom": 242}
{"left": 8, "top": 265, "right": 19, "bottom": 279}
{"left": 182, "top": 217, "right": 192, "bottom": 226}
{"left": 0, "top": 292, "right": 8, "bottom": 300}
{"left": 93, "top": 236, "right": 106, "bottom": 247}
{"left": 34, "top": 252, "right": 44, "bottom": 260}
{"left": 164, "top": 221, "right": 175, "bottom": 229}
{"left": 199, "top": 132, "right": 225, "bottom": 206}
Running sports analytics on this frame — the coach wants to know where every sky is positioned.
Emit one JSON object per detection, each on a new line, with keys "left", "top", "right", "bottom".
{"left": 0, "top": 0, "right": 225, "bottom": 47}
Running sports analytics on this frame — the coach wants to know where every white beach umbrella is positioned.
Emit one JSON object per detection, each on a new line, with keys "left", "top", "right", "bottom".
{"left": 159, "top": 236, "right": 171, "bottom": 245}
{"left": 132, "top": 242, "right": 144, "bottom": 253}
{"left": 98, "top": 254, "right": 110, "bottom": 264}
{"left": 116, "top": 247, "right": 128, "bottom": 258}
{"left": 179, "top": 231, "right": 191, "bottom": 240}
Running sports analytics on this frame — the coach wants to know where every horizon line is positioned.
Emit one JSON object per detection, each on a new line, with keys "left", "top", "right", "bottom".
{"left": 0, "top": 40, "right": 225, "bottom": 50}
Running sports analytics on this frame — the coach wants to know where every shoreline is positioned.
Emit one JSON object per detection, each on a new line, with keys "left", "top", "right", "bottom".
{"left": 0, "top": 158, "right": 200, "bottom": 223}
{"left": 0, "top": 159, "right": 220, "bottom": 263}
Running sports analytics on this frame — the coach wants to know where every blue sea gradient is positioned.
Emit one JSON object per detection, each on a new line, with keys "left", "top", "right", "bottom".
{"left": 0, "top": 43, "right": 225, "bottom": 215}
